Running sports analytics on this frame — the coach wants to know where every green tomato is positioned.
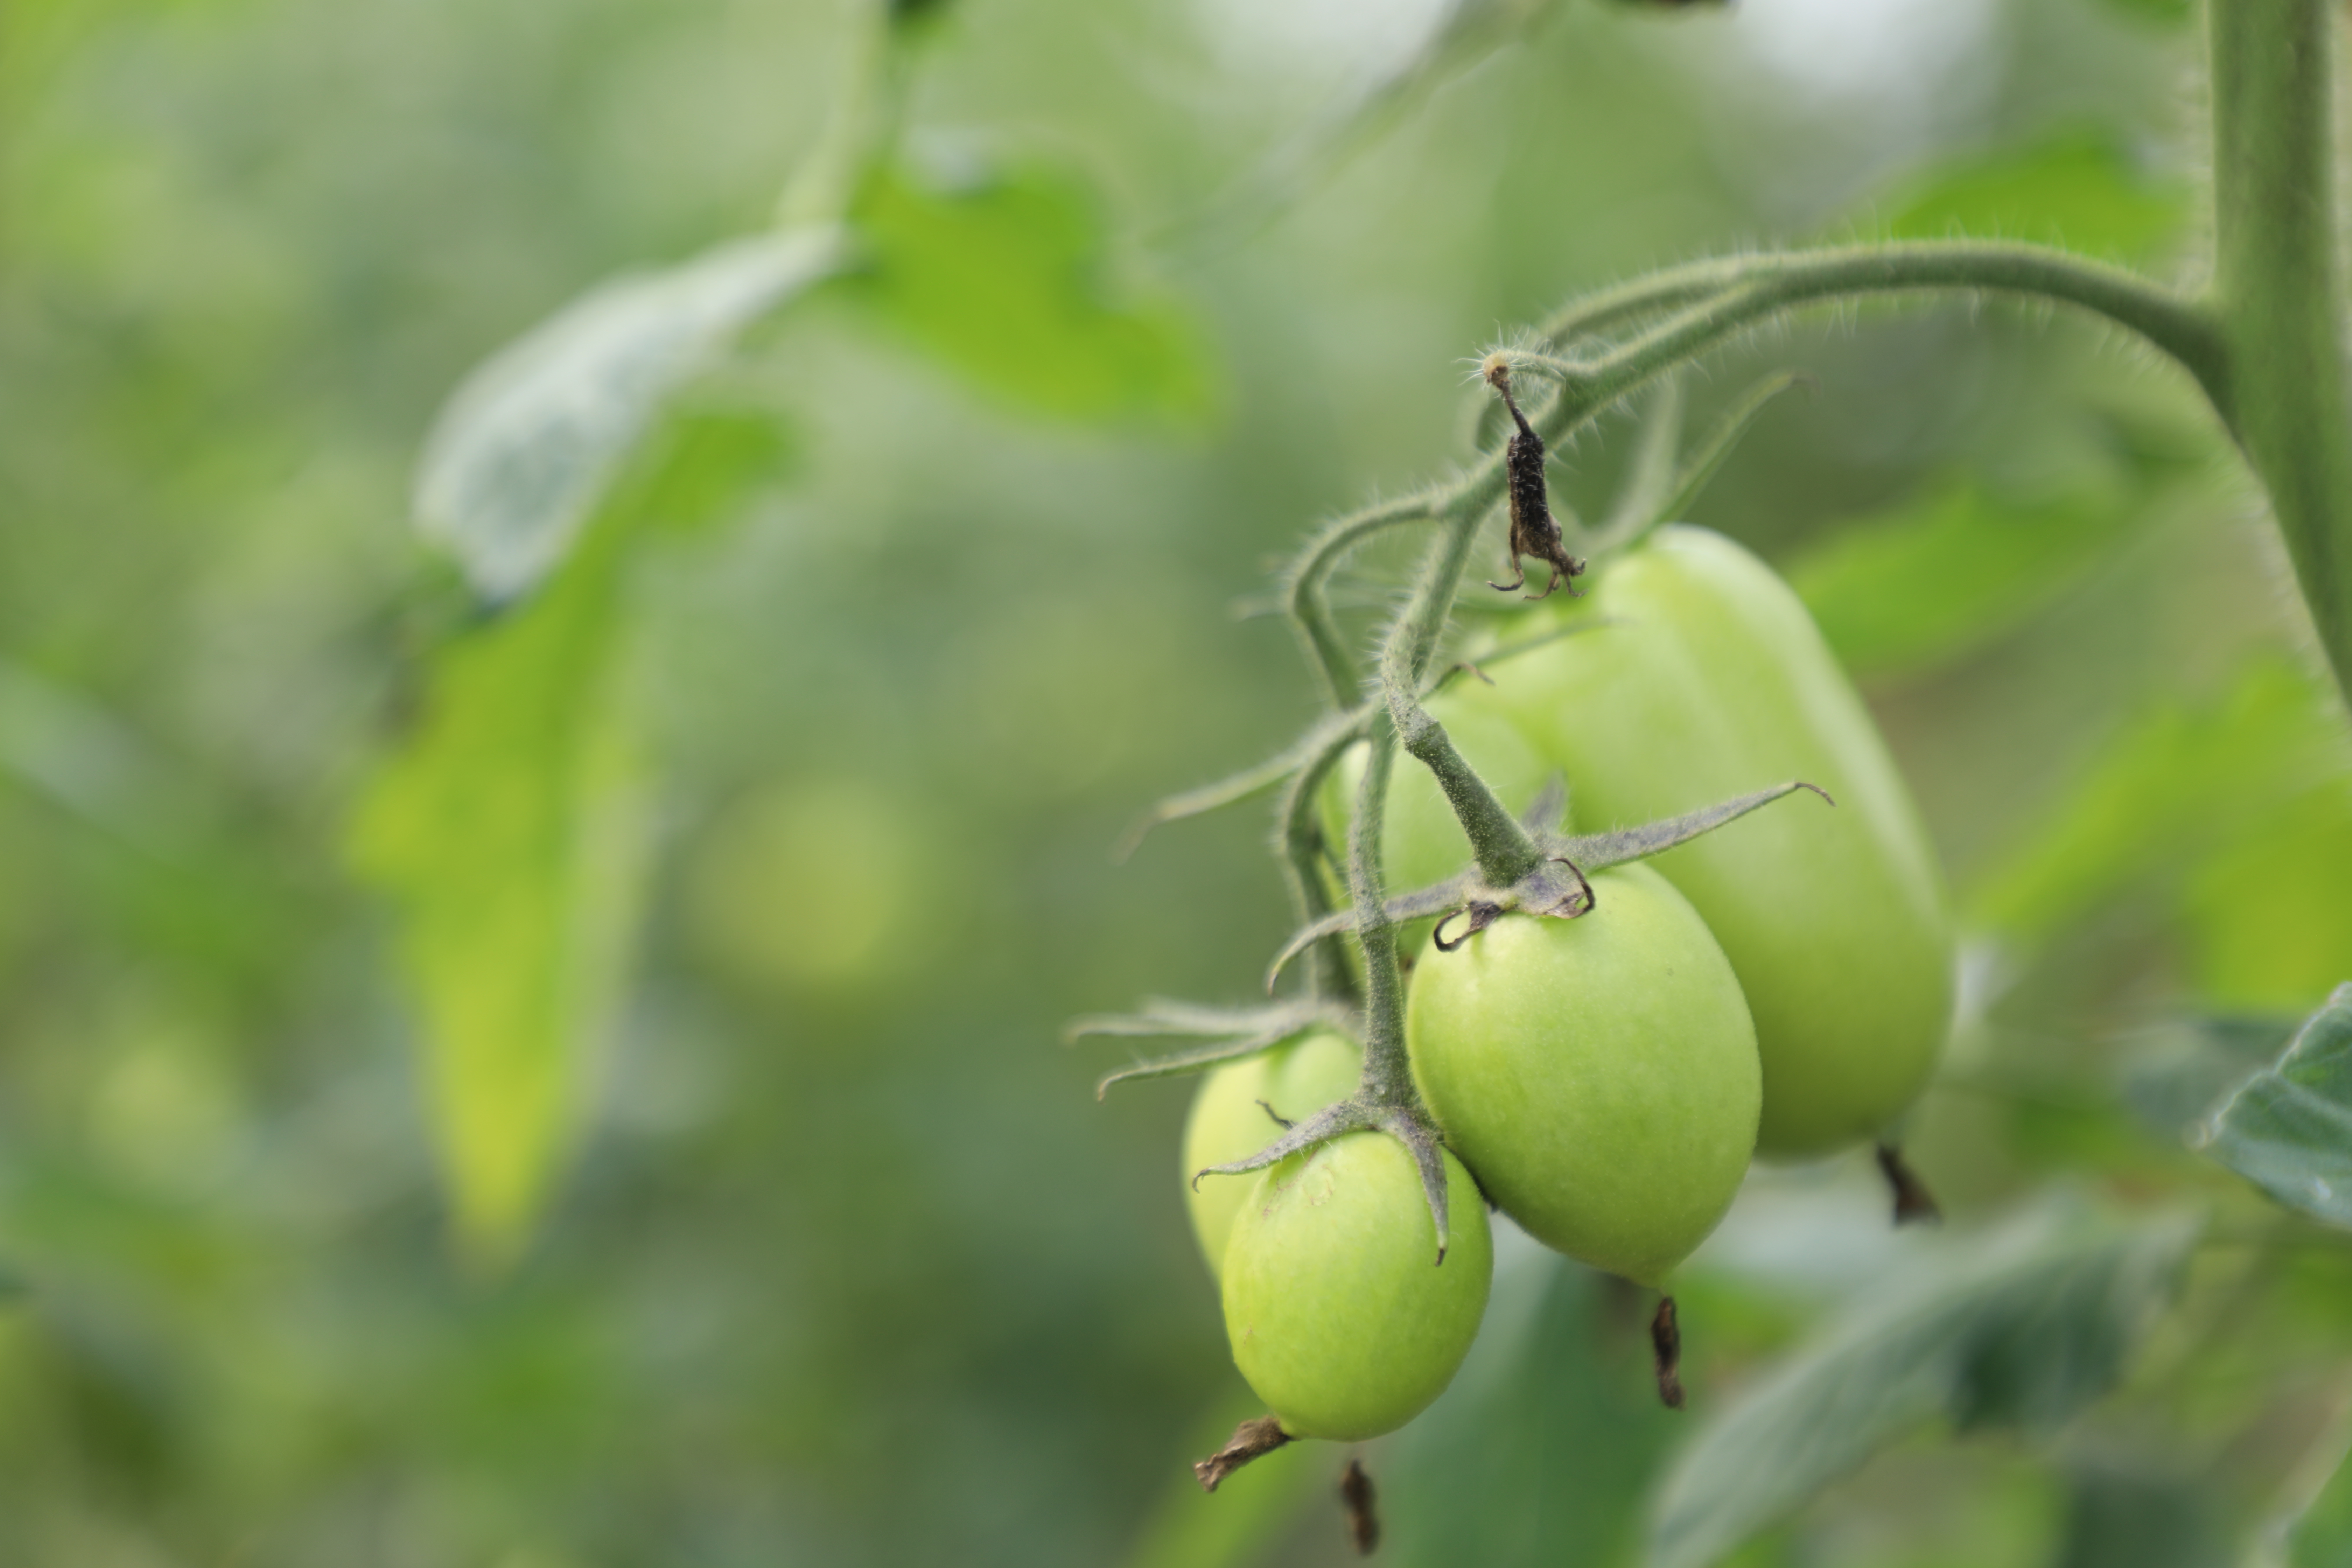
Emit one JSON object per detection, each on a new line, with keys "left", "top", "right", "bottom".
{"left": 1405, "top": 863, "right": 1759, "bottom": 1286}
{"left": 1494, "top": 526, "right": 1954, "bottom": 1158}
{"left": 1181, "top": 1031, "right": 1360, "bottom": 1275}
{"left": 1222, "top": 1131, "right": 1491, "bottom": 1440}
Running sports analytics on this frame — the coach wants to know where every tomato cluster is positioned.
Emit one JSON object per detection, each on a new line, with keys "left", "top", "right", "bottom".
{"left": 1170, "top": 525, "right": 1952, "bottom": 1454}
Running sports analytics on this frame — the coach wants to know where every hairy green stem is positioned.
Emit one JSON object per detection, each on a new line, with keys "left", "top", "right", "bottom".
{"left": 1283, "top": 494, "right": 1437, "bottom": 708}
{"left": 2209, "top": 0, "right": 2352, "bottom": 702}
{"left": 1537, "top": 242, "right": 2226, "bottom": 397}
{"left": 1347, "top": 483, "right": 1500, "bottom": 1105}
{"left": 1377, "top": 520, "right": 1547, "bottom": 888}
{"left": 1347, "top": 718, "right": 1414, "bottom": 1105}
{"left": 1278, "top": 742, "right": 1361, "bottom": 1007}
{"left": 1597, "top": 377, "right": 1686, "bottom": 542}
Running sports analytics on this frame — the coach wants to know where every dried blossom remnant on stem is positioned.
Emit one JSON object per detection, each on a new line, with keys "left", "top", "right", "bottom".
{"left": 1875, "top": 1143, "right": 1942, "bottom": 1226}
{"left": 1194, "top": 1414, "right": 1292, "bottom": 1492}
{"left": 1651, "top": 1295, "right": 1686, "bottom": 1410}
{"left": 1339, "top": 1459, "right": 1380, "bottom": 1556}
{"left": 1483, "top": 359, "right": 1586, "bottom": 600}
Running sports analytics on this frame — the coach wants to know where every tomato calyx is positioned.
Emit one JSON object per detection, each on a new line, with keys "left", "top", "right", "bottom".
{"left": 1191, "top": 1098, "right": 1462, "bottom": 1265}
{"left": 1067, "top": 996, "right": 1360, "bottom": 1100}
{"left": 1266, "top": 778, "right": 1832, "bottom": 987}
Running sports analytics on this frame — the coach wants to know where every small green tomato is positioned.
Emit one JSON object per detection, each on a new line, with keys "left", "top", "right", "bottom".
{"left": 1404, "top": 863, "right": 1759, "bottom": 1287}
{"left": 1222, "top": 1131, "right": 1491, "bottom": 1440}
{"left": 1180, "top": 1031, "right": 1360, "bottom": 1275}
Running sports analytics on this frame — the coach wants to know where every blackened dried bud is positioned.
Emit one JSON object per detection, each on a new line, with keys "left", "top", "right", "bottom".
{"left": 1651, "top": 1295, "right": 1686, "bottom": 1410}
{"left": 1486, "top": 370, "right": 1587, "bottom": 600}
{"left": 1339, "top": 1460, "right": 1380, "bottom": 1556}
{"left": 1875, "top": 1143, "right": 1942, "bottom": 1226}
{"left": 1194, "top": 1414, "right": 1292, "bottom": 1492}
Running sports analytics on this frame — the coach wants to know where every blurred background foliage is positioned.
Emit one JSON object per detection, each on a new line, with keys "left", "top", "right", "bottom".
{"left": 1, "top": 0, "right": 2349, "bottom": 1563}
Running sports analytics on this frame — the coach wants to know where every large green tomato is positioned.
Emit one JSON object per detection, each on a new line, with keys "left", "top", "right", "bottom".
{"left": 1181, "top": 1031, "right": 1361, "bottom": 1275}
{"left": 1495, "top": 526, "right": 1953, "bottom": 1158}
{"left": 1322, "top": 684, "right": 1558, "bottom": 899}
{"left": 1405, "top": 863, "right": 1759, "bottom": 1286}
{"left": 1222, "top": 1131, "right": 1491, "bottom": 1440}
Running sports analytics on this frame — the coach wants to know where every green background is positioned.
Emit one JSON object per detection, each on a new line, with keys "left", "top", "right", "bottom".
{"left": 2, "top": 0, "right": 2348, "bottom": 1562}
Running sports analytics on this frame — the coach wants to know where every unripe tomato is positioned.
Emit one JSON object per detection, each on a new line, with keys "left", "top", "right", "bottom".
{"left": 1321, "top": 685, "right": 1556, "bottom": 928}
{"left": 1496, "top": 527, "right": 1953, "bottom": 1158}
{"left": 1222, "top": 1131, "right": 1491, "bottom": 1440}
{"left": 1406, "top": 864, "right": 1758, "bottom": 1285}
{"left": 1181, "top": 1031, "right": 1361, "bottom": 1274}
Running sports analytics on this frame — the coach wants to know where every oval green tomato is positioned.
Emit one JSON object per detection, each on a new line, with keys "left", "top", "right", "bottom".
{"left": 1496, "top": 526, "right": 1954, "bottom": 1158}
{"left": 1405, "top": 863, "right": 1758, "bottom": 1286}
{"left": 1222, "top": 1131, "right": 1491, "bottom": 1441}
{"left": 1181, "top": 1031, "right": 1360, "bottom": 1275}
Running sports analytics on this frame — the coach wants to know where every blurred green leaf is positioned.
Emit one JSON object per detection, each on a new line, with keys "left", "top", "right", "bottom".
{"left": 2051, "top": 1461, "right": 2227, "bottom": 1568}
{"left": 1386, "top": 1255, "right": 1680, "bottom": 1567}
{"left": 1862, "top": 132, "right": 2188, "bottom": 262}
{"left": 640, "top": 407, "right": 800, "bottom": 540}
{"left": 416, "top": 226, "right": 847, "bottom": 602}
{"left": 846, "top": 163, "right": 1214, "bottom": 426}
{"left": 1787, "top": 479, "right": 2139, "bottom": 679}
{"left": 2118, "top": 1014, "right": 2297, "bottom": 1142}
{"left": 1970, "top": 658, "right": 2352, "bottom": 952}
{"left": 2094, "top": 0, "right": 2191, "bottom": 27}
{"left": 374, "top": 346, "right": 799, "bottom": 1263}
{"left": 352, "top": 500, "right": 652, "bottom": 1266}
{"left": 2177, "top": 784, "right": 2352, "bottom": 1009}
{"left": 2284, "top": 1433, "right": 2352, "bottom": 1568}
{"left": 1648, "top": 1207, "right": 2195, "bottom": 1568}
{"left": 2195, "top": 985, "right": 2352, "bottom": 1228}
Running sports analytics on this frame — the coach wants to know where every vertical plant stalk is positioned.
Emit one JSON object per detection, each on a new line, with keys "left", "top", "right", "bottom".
{"left": 2208, "top": 0, "right": 2352, "bottom": 701}
{"left": 1278, "top": 750, "right": 1360, "bottom": 1008}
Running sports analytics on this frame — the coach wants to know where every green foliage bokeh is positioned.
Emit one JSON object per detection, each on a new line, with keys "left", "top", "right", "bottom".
{"left": 1, "top": 0, "right": 2348, "bottom": 1564}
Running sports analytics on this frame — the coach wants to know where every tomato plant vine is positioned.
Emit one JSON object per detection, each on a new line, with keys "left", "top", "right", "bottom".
{"left": 1078, "top": 0, "right": 2352, "bottom": 1539}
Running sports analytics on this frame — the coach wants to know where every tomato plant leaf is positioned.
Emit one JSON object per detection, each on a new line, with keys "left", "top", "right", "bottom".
{"left": 1970, "top": 658, "right": 2352, "bottom": 950}
{"left": 2095, "top": 0, "right": 2191, "bottom": 26}
{"left": 351, "top": 518, "right": 649, "bottom": 1264}
{"left": 1861, "top": 131, "right": 2189, "bottom": 263}
{"left": 1648, "top": 1207, "right": 2196, "bottom": 1568}
{"left": 844, "top": 162, "right": 1214, "bottom": 426}
{"left": 416, "top": 225, "right": 846, "bottom": 602}
{"left": 1786, "top": 479, "right": 2141, "bottom": 680}
{"left": 2282, "top": 1433, "right": 2352, "bottom": 1568}
{"left": 2052, "top": 1461, "right": 2230, "bottom": 1568}
{"left": 2194, "top": 985, "right": 2352, "bottom": 1228}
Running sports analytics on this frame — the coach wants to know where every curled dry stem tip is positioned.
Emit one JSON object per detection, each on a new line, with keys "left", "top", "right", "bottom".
{"left": 1339, "top": 1459, "right": 1380, "bottom": 1556}
{"left": 1544, "top": 855, "right": 1596, "bottom": 918}
{"left": 1432, "top": 901, "right": 1503, "bottom": 952}
{"left": 1875, "top": 1143, "right": 1942, "bottom": 1226}
{"left": 1194, "top": 1414, "right": 1291, "bottom": 1492}
{"left": 1651, "top": 1295, "right": 1686, "bottom": 1410}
